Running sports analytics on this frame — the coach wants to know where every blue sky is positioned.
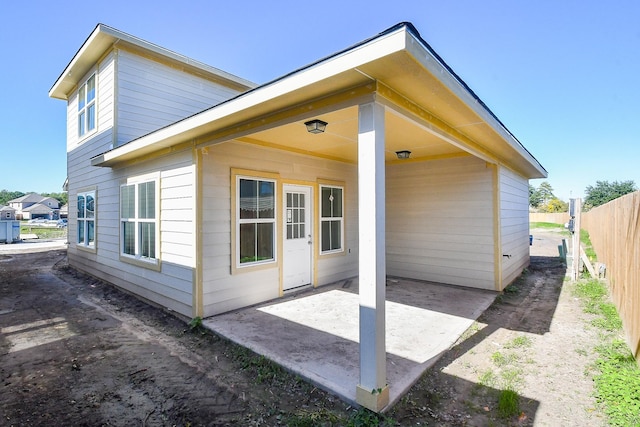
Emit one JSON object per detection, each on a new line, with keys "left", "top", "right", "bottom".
{"left": 1, "top": 1, "right": 638, "bottom": 200}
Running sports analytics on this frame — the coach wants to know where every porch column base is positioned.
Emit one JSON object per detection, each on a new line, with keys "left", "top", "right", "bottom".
{"left": 356, "top": 384, "right": 389, "bottom": 413}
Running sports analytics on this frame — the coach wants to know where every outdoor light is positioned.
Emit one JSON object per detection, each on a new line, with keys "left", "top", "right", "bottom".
{"left": 396, "top": 150, "right": 411, "bottom": 159}
{"left": 304, "top": 119, "right": 328, "bottom": 134}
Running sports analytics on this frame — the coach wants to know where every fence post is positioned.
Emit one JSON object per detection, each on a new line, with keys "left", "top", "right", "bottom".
{"left": 570, "top": 198, "right": 582, "bottom": 280}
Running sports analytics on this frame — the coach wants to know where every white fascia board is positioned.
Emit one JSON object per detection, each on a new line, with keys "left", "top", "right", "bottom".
{"left": 404, "top": 32, "right": 547, "bottom": 178}
{"left": 94, "top": 27, "right": 410, "bottom": 166}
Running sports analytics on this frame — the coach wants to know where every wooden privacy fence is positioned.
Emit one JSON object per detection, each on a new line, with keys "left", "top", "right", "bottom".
{"left": 582, "top": 191, "right": 640, "bottom": 359}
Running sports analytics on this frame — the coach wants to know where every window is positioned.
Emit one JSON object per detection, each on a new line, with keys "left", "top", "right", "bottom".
{"left": 320, "top": 185, "right": 344, "bottom": 253}
{"left": 78, "top": 74, "right": 96, "bottom": 137}
{"left": 237, "top": 177, "right": 275, "bottom": 265}
{"left": 77, "top": 190, "right": 95, "bottom": 247}
{"left": 120, "top": 178, "right": 158, "bottom": 262}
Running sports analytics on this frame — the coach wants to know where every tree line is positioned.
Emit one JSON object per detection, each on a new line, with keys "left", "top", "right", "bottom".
{"left": 0, "top": 190, "right": 68, "bottom": 207}
{"left": 530, "top": 180, "right": 637, "bottom": 212}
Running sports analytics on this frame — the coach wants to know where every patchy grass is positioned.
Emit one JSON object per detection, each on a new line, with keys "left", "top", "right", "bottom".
{"left": 20, "top": 225, "right": 67, "bottom": 239}
{"left": 573, "top": 278, "right": 640, "bottom": 426}
{"left": 579, "top": 229, "right": 597, "bottom": 263}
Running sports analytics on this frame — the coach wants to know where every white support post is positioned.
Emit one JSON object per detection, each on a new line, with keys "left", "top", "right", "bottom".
{"left": 356, "top": 101, "right": 389, "bottom": 412}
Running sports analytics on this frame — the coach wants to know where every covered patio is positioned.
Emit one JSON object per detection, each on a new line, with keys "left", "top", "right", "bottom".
{"left": 203, "top": 277, "right": 496, "bottom": 411}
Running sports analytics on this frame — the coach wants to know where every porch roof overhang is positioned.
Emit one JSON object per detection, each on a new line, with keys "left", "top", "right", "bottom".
{"left": 90, "top": 22, "right": 547, "bottom": 179}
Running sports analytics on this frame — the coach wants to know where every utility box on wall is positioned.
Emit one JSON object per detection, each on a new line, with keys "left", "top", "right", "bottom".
{"left": 0, "top": 221, "right": 21, "bottom": 243}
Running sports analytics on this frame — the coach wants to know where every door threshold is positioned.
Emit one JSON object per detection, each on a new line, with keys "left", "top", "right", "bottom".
{"left": 283, "top": 283, "right": 312, "bottom": 294}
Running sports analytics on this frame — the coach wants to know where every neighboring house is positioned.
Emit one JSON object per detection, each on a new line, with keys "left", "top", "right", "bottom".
{"left": 49, "top": 22, "right": 546, "bottom": 410}
{"left": 0, "top": 205, "right": 16, "bottom": 220}
{"left": 8, "top": 193, "right": 60, "bottom": 220}
{"left": 22, "top": 203, "right": 60, "bottom": 220}
{"left": 59, "top": 204, "right": 68, "bottom": 219}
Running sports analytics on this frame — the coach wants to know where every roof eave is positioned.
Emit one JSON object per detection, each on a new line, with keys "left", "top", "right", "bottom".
{"left": 49, "top": 24, "right": 256, "bottom": 100}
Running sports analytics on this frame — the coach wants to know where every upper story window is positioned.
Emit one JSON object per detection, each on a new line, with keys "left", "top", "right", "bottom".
{"left": 78, "top": 74, "right": 96, "bottom": 138}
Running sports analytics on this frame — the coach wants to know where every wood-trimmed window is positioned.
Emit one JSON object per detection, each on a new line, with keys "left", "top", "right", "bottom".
{"left": 77, "top": 189, "right": 96, "bottom": 248}
{"left": 78, "top": 74, "right": 96, "bottom": 138}
{"left": 120, "top": 175, "right": 159, "bottom": 266}
{"left": 237, "top": 176, "right": 276, "bottom": 267}
{"left": 320, "top": 185, "right": 344, "bottom": 254}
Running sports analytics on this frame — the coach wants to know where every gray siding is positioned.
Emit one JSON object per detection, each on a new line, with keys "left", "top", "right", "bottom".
{"left": 499, "top": 166, "right": 530, "bottom": 287}
{"left": 115, "top": 50, "right": 242, "bottom": 146}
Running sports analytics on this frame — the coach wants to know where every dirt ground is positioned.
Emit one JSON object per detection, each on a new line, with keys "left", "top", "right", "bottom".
{"left": 0, "top": 231, "right": 608, "bottom": 426}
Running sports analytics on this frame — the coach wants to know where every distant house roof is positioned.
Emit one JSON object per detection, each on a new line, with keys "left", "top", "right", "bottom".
{"left": 22, "top": 203, "right": 58, "bottom": 214}
{"left": 0, "top": 205, "right": 16, "bottom": 212}
{"left": 8, "top": 193, "right": 45, "bottom": 204}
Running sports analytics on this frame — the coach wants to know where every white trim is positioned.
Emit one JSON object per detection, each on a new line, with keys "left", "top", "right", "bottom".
{"left": 235, "top": 175, "right": 278, "bottom": 269}
{"left": 319, "top": 184, "right": 344, "bottom": 255}
{"left": 119, "top": 172, "right": 160, "bottom": 267}
{"left": 77, "top": 73, "right": 97, "bottom": 141}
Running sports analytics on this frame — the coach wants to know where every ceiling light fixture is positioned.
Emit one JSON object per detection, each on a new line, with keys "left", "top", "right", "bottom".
{"left": 395, "top": 150, "right": 411, "bottom": 159}
{"left": 304, "top": 119, "right": 328, "bottom": 134}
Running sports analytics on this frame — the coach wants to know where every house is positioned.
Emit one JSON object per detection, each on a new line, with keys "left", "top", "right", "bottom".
{"left": 8, "top": 193, "right": 60, "bottom": 220}
{"left": 49, "top": 22, "right": 546, "bottom": 410}
{"left": 0, "top": 205, "right": 16, "bottom": 221}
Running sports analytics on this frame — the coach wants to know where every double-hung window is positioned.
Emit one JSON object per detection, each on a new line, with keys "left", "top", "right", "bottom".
{"left": 120, "top": 177, "right": 158, "bottom": 264}
{"left": 77, "top": 190, "right": 96, "bottom": 247}
{"left": 237, "top": 177, "right": 276, "bottom": 266}
{"left": 320, "top": 185, "right": 344, "bottom": 253}
{"left": 78, "top": 74, "right": 96, "bottom": 138}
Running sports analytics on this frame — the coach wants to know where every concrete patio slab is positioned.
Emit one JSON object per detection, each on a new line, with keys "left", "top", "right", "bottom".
{"left": 203, "top": 277, "right": 496, "bottom": 410}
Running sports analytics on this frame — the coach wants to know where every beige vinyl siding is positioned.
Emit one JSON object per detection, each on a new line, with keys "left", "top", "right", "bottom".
{"left": 499, "top": 166, "right": 530, "bottom": 287}
{"left": 386, "top": 156, "right": 496, "bottom": 289}
{"left": 115, "top": 50, "right": 243, "bottom": 146}
{"left": 66, "top": 53, "right": 116, "bottom": 152}
{"left": 201, "top": 141, "right": 358, "bottom": 316}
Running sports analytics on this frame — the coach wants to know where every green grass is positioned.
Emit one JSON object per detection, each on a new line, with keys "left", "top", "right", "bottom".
{"left": 573, "top": 278, "right": 640, "bottom": 426}
{"left": 497, "top": 389, "right": 520, "bottom": 419}
{"left": 529, "top": 221, "right": 566, "bottom": 230}
{"left": 580, "top": 229, "right": 597, "bottom": 262}
{"left": 20, "top": 225, "right": 67, "bottom": 239}
{"left": 503, "top": 335, "right": 533, "bottom": 349}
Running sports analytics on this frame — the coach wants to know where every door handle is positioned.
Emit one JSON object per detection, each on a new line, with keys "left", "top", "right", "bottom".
{"left": 308, "top": 235, "right": 312, "bottom": 245}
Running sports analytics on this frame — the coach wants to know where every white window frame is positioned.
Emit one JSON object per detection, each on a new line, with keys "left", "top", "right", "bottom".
{"left": 77, "top": 189, "right": 96, "bottom": 250}
{"left": 319, "top": 184, "right": 344, "bottom": 254}
{"left": 120, "top": 174, "right": 160, "bottom": 268}
{"left": 78, "top": 74, "right": 97, "bottom": 139}
{"left": 236, "top": 176, "right": 277, "bottom": 268}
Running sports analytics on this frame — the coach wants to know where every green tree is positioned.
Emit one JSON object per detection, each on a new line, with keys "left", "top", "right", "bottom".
{"left": 529, "top": 181, "right": 555, "bottom": 209}
{"left": 539, "top": 197, "right": 569, "bottom": 213}
{"left": 537, "top": 181, "right": 555, "bottom": 203}
{"left": 0, "top": 190, "right": 25, "bottom": 206}
{"left": 529, "top": 184, "right": 543, "bottom": 208}
{"left": 584, "top": 180, "right": 637, "bottom": 210}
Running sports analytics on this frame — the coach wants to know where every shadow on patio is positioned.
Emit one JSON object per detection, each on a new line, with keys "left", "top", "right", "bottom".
{"left": 203, "top": 277, "right": 497, "bottom": 409}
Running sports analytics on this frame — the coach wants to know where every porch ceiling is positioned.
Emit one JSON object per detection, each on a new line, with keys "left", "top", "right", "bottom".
{"left": 240, "top": 105, "right": 467, "bottom": 164}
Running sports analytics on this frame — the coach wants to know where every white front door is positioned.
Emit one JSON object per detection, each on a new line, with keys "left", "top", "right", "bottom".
{"left": 283, "top": 185, "right": 312, "bottom": 291}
